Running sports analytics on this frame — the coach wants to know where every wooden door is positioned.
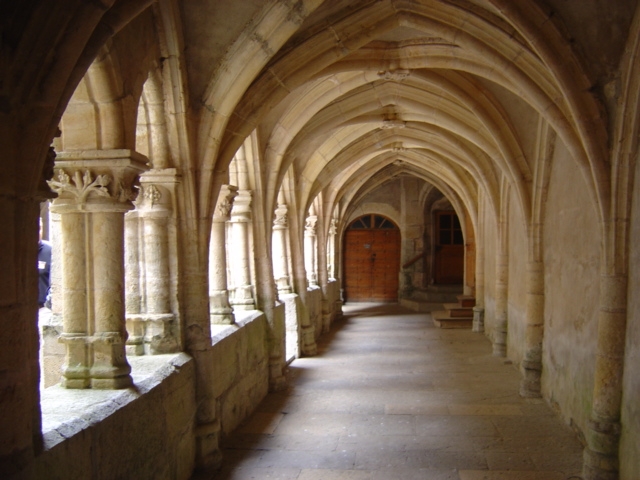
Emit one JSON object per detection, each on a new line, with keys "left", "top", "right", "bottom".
{"left": 433, "top": 211, "right": 464, "bottom": 284}
{"left": 344, "top": 215, "right": 400, "bottom": 302}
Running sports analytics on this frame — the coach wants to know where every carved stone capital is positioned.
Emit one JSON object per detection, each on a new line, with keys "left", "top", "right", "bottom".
{"left": 329, "top": 218, "right": 337, "bottom": 235}
{"left": 214, "top": 185, "right": 238, "bottom": 221}
{"left": 230, "top": 190, "right": 253, "bottom": 222}
{"left": 274, "top": 204, "right": 288, "bottom": 227}
{"left": 49, "top": 149, "right": 148, "bottom": 211}
{"left": 305, "top": 215, "right": 317, "bottom": 235}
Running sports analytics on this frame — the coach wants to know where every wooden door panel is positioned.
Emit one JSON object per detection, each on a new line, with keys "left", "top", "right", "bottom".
{"left": 344, "top": 218, "right": 400, "bottom": 302}
{"left": 433, "top": 211, "right": 464, "bottom": 285}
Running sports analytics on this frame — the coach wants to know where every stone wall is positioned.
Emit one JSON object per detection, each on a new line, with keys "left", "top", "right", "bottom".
{"left": 25, "top": 313, "right": 276, "bottom": 480}
{"left": 324, "top": 279, "right": 343, "bottom": 324}
{"left": 211, "top": 312, "right": 270, "bottom": 436}
{"left": 306, "top": 286, "right": 323, "bottom": 340}
{"left": 541, "top": 141, "right": 600, "bottom": 434}
{"left": 620, "top": 151, "right": 640, "bottom": 479}
{"left": 25, "top": 354, "right": 196, "bottom": 480}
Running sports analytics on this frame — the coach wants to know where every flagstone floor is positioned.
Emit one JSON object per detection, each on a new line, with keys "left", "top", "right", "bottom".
{"left": 197, "top": 303, "right": 584, "bottom": 480}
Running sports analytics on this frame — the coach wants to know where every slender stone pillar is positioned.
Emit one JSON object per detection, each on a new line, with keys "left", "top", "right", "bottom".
{"left": 272, "top": 202, "right": 292, "bottom": 295}
{"left": 57, "top": 210, "right": 90, "bottom": 388}
{"left": 48, "top": 149, "right": 147, "bottom": 388}
{"left": 229, "top": 190, "right": 255, "bottom": 310}
{"left": 472, "top": 239, "right": 485, "bottom": 333}
{"left": 209, "top": 185, "right": 237, "bottom": 324}
{"left": 136, "top": 170, "right": 180, "bottom": 354}
{"left": 304, "top": 214, "right": 318, "bottom": 286}
{"left": 124, "top": 210, "right": 144, "bottom": 355}
{"left": 327, "top": 218, "right": 337, "bottom": 279}
{"left": 583, "top": 273, "right": 628, "bottom": 480}
{"left": 90, "top": 208, "right": 132, "bottom": 389}
{"left": 520, "top": 261, "right": 544, "bottom": 397}
{"left": 493, "top": 219, "right": 508, "bottom": 357}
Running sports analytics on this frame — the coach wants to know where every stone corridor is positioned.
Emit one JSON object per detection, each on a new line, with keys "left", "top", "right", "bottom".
{"left": 200, "top": 303, "right": 584, "bottom": 480}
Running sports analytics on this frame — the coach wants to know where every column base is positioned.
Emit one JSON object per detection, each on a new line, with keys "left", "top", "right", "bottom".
{"left": 322, "top": 313, "right": 331, "bottom": 333}
{"left": 59, "top": 333, "right": 90, "bottom": 389}
{"left": 126, "top": 316, "right": 145, "bottom": 356}
{"left": 61, "top": 377, "right": 91, "bottom": 389}
{"left": 210, "top": 312, "right": 235, "bottom": 325}
{"left": 492, "top": 343, "right": 507, "bottom": 357}
{"left": 126, "top": 335, "right": 145, "bottom": 356}
{"left": 582, "top": 417, "right": 621, "bottom": 480}
{"left": 127, "top": 313, "right": 179, "bottom": 354}
{"left": 519, "top": 360, "right": 542, "bottom": 398}
{"left": 300, "top": 324, "right": 317, "bottom": 356}
{"left": 90, "top": 332, "right": 133, "bottom": 389}
{"left": 231, "top": 286, "right": 255, "bottom": 310}
{"left": 583, "top": 447, "right": 619, "bottom": 480}
{"left": 269, "top": 359, "right": 288, "bottom": 392}
{"left": 144, "top": 313, "right": 179, "bottom": 354}
{"left": 194, "top": 420, "right": 223, "bottom": 473}
{"left": 472, "top": 306, "right": 484, "bottom": 333}
{"left": 210, "top": 290, "right": 235, "bottom": 325}
{"left": 91, "top": 375, "right": 133, "bottom": 389}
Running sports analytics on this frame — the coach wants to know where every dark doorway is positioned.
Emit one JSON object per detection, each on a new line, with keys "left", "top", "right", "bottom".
{"left": 433, "top": 211, "right": 464, "bottom": 284}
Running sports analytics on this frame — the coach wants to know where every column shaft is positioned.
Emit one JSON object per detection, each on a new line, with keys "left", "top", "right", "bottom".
{"left": 493, "top": 250, "right": 508, "bottom": 357}
{"left": 58, "top": 210, "right": 90, "bottom": 388}
{"left": 90, "top": 209, "right": 132, "bottom": 389}
{"left": 209, "top": 218, "right": 234, "bottom": 324}
{"left": 273, "top": 203, "right": 292, "bottom": 294}
{"left": 520, "top": 261, "right": 544, "bottom": 397}
{"left": 229, "top": 190, "right": 254, "bottom": 310}
{"left": 583, "top": 274, "right": 627, "bottom": 480}
{"left": 144, "top": 215, "right": 170, "bottom": 313}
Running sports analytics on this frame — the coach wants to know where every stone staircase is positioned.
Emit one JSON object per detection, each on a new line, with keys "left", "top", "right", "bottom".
{"left": 400, "top": 285, "right": 463, "bottom": 312}
{"left": 432, "top": 295, "right": 475, "bottom": 329}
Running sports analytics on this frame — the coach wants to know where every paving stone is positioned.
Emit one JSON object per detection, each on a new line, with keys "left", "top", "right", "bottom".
{"left": 458, "top": 471, "right": 567, "bottom": 480}
{"left": 211, "top": 304, "right": 584, "bottom": 480}
{"left": 485, "top": 451, "right": 536, "bottom": 470}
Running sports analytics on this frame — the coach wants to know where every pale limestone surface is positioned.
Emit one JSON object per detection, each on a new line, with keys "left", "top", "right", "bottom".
{"left": 206, "top": 304, "right": 583, "bottom": 480}
{"left": 2, "top": 2, "right": 640, "bottom": 479}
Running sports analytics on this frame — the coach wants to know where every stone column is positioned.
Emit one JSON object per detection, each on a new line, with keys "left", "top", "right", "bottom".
{"left": 520, "top": 260, "right": 544, "bottom": 397}
{"left": 583, "top": 273, "right": 628, "bottom": 480}
{"left": 493, "top": 216, "right": 508, "bottom": 357}
{"left": 472, "top": 240, "right": 485, "bottom": 333}
{"left": 304, "top": 214, "right": 318, "bottom": 286}
{"left": 138, "top": 174, "right": 179, "bottom": 354}
{"left": 57, "top": 208, "right": 90, "bottom": 388}
{"left": 272, "top": 202, "right": 292, "bottom": 295}
{"left": 124, "top": 210, "right": 143, "bottom": 355}
{"left": 229, "top": 190, "right": 255, "bottom": 310}
{"left": 48, "top": 149, "right": 147, "bottom": 388}
{"left": 327, "top": 218, "right": 337, "bottom": 279}
{"left": 209, "top": 185, "right": 237, "bottom": 324}
{"left": 473, "top": 192, "right": 485, "bottom": 333}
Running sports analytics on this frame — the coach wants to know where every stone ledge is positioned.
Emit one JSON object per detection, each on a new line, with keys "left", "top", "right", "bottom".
{"left": 210, "top": 310, "right": 263, "bottom": 344}
{"left": 40, "top": 352, "right": 192, "bottom": 450}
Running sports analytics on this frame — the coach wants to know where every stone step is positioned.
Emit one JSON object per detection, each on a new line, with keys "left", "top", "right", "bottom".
{"left": 443, "top": 303, "right": 474, "bottom": 318}
{"left": 457, "top": 295, "right": 476, "bottom": 308}
{"left": 432, "top": 310, "right": 473, "bottom": 329}
{"left": 410, "top": 286, "right": 463, "bottom": 303}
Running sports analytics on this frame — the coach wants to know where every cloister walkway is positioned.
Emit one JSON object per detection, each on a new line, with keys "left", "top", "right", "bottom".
{"left": 201, "top": 303, "right": 584, "bottom": 480}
